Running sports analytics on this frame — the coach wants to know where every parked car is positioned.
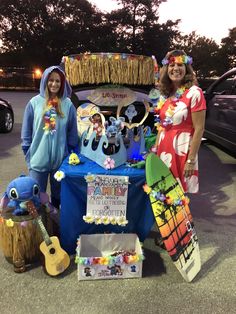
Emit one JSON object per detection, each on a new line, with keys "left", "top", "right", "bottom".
{"left": 204, "top": 68, "right": 236, "bottom": 155}
{"left": 71, "top": 85, "right": 155, "bottom": 129}
{"left": 0, "top": 98, "right": 14, "bottom": 133}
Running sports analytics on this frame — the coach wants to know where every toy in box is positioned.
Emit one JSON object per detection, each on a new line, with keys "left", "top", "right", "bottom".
{"left": 76, "top": 233, "right": 144, "bottom": 281}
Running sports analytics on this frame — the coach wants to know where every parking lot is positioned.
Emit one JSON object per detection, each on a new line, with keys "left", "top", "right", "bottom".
{"left": 0, "top": 91, "right": 236, "bottom": 314}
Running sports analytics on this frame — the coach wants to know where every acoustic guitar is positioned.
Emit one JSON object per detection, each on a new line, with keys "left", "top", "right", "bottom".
{"left": 27, "top": 201, "right": 70, "bottom": 276}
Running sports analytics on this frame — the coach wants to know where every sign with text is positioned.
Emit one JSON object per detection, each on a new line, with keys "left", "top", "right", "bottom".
{"left": 86, "top": 175, "right": 129, "bottom": 220}
{"left": 87, "top": 87, "right": 136, "bottom": 107}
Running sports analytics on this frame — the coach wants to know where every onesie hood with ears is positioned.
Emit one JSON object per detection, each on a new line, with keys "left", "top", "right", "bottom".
{"left": 39, "top": 65, "right": 72, "bottom": 99}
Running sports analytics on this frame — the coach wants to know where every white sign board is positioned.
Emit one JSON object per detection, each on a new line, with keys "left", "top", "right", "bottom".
{"left": 84, "top": 175, "right": 129, "bottom": 225}
{"left": 87, "top": 87, "right": 136, "bottom": 107}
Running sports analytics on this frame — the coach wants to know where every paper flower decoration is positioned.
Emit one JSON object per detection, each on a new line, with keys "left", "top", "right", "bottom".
{"left": 104, "top": 157, "right": 115, "bottom": 170}
{"left": 84, "top": 173, "right": 95, "bottom": 183}
{"left": 6, "top": 218, "right": 14, "bottom": 227}
{"left": 20, "top": 221, "right": 28, "bottom": 227}
{"left": 117, "top": 216, "right": 128, "bottom": 226}
{"left": 94, "top": 216, "right": 102, "bottom": 225}
{"left": 122, "top": 177, "right": 129, "bottom": 184}
{"left": 54, "top": 170, "right": 65, "bottom": 182}
{"left": 101, "top": 216, "right": 110, "bottom": 225}
{"left": 83, "top": 215, "right": 94, "bottom": 224}
{"left": 110, "top": 217, "right": 117, "bottom": 225}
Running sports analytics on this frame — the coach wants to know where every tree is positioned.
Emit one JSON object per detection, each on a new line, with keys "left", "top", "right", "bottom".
{"left": 217, "top": 27, "right": 236, "bottom": 74}
{"left": 104, "top": 0, "right": 180, "bottom": 58}
{"left": 0, "top": 0, "right": 104, "bottom": 67}
{"left": 175, "top": 32, "right": 220, "bottom": 79}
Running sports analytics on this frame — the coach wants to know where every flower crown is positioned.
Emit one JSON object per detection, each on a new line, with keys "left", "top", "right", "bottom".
{"left": 161, "top": 55, "right": 193, "bottom": 66}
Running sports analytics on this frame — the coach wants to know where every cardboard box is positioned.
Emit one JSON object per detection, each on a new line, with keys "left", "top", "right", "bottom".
{"left": 76, "top": 233, "right": 143, "bottom": 281}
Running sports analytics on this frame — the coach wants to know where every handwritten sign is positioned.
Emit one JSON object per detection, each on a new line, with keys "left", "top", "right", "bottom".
{"left": 87, "top": 87, "right": 136, "bottom": 107}
{"left": 85, "top": 175, "right": 129, "bottom": 224}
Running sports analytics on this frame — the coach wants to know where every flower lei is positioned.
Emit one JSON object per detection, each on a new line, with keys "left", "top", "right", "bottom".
{"left": 154, "top": 86, "right": 187, "bottom": 131}
{"left": 161, "top": 55, "right": 193, "bottom": 66}
{"left": 75, "top": 249, "right": 144, "bottom": 266}
{"left": 143, "top": 183, "right": 190, "bottom": 216}
{"left": 83, "top": 215, "right": 128, "bottom": 226}
{"left": 43, "top": 97, "right": 59, "bottom": 134}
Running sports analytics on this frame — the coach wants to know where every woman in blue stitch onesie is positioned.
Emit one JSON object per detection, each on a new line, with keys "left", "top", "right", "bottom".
{"left": 21, "top": 66, "right": 78, "bottom": 209}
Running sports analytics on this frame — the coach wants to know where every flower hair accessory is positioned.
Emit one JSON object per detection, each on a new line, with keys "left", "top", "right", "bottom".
{"left": 161, "top": 55, "right": 193, "bottom": 66}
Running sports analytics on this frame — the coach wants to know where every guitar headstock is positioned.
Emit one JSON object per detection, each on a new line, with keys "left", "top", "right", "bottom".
{"left": 26, "top": 200, "right": 39, "bottom": 219}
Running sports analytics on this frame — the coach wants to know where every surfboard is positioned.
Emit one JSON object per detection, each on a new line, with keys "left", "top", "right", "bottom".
{"left": 145, "top": 153, "right": 201, "bottom": 282}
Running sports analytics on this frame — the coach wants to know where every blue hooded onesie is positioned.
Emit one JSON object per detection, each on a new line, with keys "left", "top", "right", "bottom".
{"left": 21, "top": 65, "right": 78, "bottom": 207}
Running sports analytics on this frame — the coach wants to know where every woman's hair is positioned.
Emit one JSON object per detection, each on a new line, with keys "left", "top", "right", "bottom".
{"left": 159, "top": 49, "right": 198, "bottom": 96}
{"left": 44, "top": 69, "right": 65, "bottom": 117}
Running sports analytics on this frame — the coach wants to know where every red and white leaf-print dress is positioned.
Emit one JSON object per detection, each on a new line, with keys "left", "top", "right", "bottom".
{"left": 157, "top": 86, "right": 206, "bottom": 193}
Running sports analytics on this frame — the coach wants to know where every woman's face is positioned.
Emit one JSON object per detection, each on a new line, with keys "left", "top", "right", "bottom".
{"left": 167, "top": 62, "right": 186, "bottom": 86}
{"left": 47, "top": 71, "right": 61, "bottom": 97}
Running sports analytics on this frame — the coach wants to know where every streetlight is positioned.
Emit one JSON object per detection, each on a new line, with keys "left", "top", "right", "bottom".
{"left": 32, "top": 68, "right": 42, "bottom": 89}
{"left": 34, "top": 68, "right": 42, "bottom": 79}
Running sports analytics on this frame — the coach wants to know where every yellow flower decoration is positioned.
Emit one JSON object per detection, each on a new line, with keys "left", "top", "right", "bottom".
{"left": 100, "top": 257, "right": 109, "bottom": 265}
{"left": 101, "top": 216, "right": 110, "bottom": 225}
{"left": 110, "top": 217, "right": 117, "bottom": 225}
{"left": 84, "top": 173, "right": 95, "bottom": 183}
{"left": 54, "top": 170, "right": 65, "bottom": 182}
{"left": 117, "top": 216, "right": 128, "bottom": 226}
{"left": 6, "top": 218, "right": 14, "bottom": 227}
{"left": 94, "top": 216, "right": 102, "bottom": 225}
{"left": 175, "top": 56, "right": 183, "bottom": 64}
{"left": 83, "top": 215, "right": 94, "bottom": 224}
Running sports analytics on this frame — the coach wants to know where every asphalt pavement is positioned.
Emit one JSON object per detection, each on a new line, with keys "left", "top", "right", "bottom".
{"left": 0, "top": 91, "right": 235, "bottom": 314}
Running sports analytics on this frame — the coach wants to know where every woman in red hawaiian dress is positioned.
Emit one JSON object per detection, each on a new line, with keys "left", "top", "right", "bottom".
{"left": 154, "top": 50, "right": 206, "bottom": 193}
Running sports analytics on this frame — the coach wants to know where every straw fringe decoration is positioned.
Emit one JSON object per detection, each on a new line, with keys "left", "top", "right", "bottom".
{"left": 62, "top": 53, "right": 157, "bottom": 86}
{"left": 0, "top": 218, "right": 43, "bottom": 262}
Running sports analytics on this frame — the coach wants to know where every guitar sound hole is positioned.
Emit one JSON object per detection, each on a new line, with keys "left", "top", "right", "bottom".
{"left": 49, "top": 248, "right": 56, "bottom": 254}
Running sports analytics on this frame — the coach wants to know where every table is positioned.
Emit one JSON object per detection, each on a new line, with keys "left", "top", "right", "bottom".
{"left": 59, "top": 155, "right": 155, "bottom": 254}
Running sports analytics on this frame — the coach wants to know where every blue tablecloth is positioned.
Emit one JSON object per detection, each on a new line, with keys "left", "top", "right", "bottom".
{"left": 59, "top": 156, "right": 155, "bottom": 254}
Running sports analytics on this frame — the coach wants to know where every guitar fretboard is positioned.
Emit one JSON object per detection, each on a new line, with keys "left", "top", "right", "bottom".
{"left": 36, "top": 217, "right": 52, "bottom": 246}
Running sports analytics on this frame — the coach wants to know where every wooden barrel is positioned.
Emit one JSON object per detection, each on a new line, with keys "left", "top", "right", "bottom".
{"left": 0, "top": 210, "right": 43, "bottom": 272}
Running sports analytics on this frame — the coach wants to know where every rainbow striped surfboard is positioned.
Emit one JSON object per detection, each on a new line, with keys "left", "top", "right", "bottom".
{"left": 145, "top": 153, "right": 201, "bottom": 282}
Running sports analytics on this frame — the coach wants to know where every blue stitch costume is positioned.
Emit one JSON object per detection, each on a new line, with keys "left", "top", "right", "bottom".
{"left": 21, "top": 66, "right": 78, "bottom": 208}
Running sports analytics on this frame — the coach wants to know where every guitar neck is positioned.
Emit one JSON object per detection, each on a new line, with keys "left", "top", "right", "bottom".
{"left": 36, "top": 217, "right": 52, "bottom": 246}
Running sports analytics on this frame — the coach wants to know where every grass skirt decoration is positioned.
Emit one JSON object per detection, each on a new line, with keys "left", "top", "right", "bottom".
{"left": 62, "top": 53, "right": 157, "bottom": 86}
{"left": 0, "top": 211, "right": 43, "bottom": 272}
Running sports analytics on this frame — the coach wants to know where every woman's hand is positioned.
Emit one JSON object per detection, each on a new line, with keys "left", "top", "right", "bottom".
{"left": 184, "top": 162, "right": 195, "bottom": 177}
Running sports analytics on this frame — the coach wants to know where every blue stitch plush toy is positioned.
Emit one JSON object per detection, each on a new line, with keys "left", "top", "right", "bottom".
{"left": 5, "top": 175, "right": 41, "bottom": 215}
